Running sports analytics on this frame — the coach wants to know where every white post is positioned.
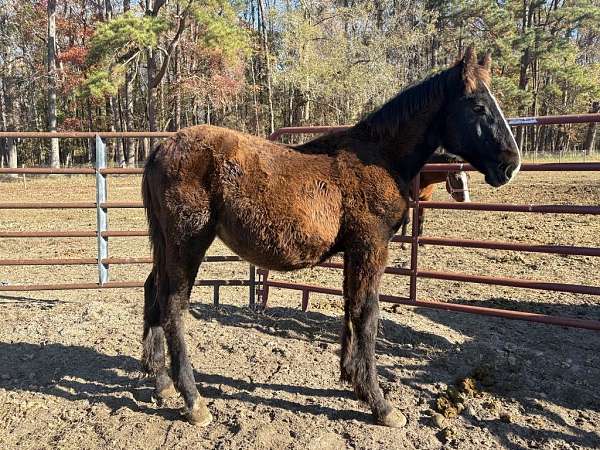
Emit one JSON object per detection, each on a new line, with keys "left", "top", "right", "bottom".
{"left": 96, "top": 135, "right": 109, "bottom": 285}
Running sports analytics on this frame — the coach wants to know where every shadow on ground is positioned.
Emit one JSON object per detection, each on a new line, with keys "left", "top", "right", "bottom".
{"left": 189, "top": 300, "right": 600, "bottom": 448}
{"left": 0, "top": 297, "right": 598, "bottom": 448}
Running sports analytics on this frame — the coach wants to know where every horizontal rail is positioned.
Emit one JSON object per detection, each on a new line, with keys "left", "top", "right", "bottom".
{"left": 1, "top": 162, "right": 599, "bottom": 176}
{"left": 509, "top": 113, "right": 600, "bottom": 126}
{"left": 416, "top": 237, "right": 600, "bottom": 257}
{"left": 263, "top": 280, "right": 600, "bottom": 330}
{"left": 0, "top": 230, "right": 148, "bottom": 238}
{"left": 101, "top": 202, "right": 143, "bottom": 209}
{"left": 417, "top": 202, "right": 600, "bottom": 215}
{"left": 0, "top": 167, "right": 95, "bottom": 174}
{"left": 0, "top": 258, "right": 97, "bottom": 266}
{"left": 0, "top": 202, "right": 143, "bottom": 209}
{"left": 0, "top": 131, "right": 174, "bottom": 138}
{"left": 318, "top": 261, "right": 411, "bottom": 276}
{"left": 420, "top": 162, "right": 600, "bottom": 172}
{"left": 390, "top": 298, "right": 600, "bottom": 331}
{"left": 102, "top": 230, "right": 148, "bottom": 237}
{"left": 268, "top": 113, "right": 600, "bottom": 140}
{"left": 0, "top": 255, "right": 244, "bottom": 266}
{"left": 0, "top": 231, "right": 97, "bottom": 238}
{"left": 0, "top": 279, "right": 252, "bottom": 291}
{"left": 103, "top": 255, "right": 243, "bottom": 264}
{"left": 0, "top": 113, "right": 598, "bottom": 141}
{"left": 417, "top": 270, "right": 600, "bottom": 295}
{"left": 100, "top": 168, "right": 144, "bottom": 175}
{"left": 0, "top": 202, "right": 96, "bottom": 209}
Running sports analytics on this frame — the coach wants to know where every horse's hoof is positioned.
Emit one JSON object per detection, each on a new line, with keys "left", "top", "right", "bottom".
{"left": 377, "top": 409, "right": 407, "bottom": 428}
{"left": 185, "top": 401, "right": 213, "bottom": 427}
{"left": 156, "top": 381, "right": 177, "bottom": 401}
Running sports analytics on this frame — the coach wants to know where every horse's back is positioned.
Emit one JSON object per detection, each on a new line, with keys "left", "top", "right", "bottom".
{"left": 151, "top": 124, "right": 344, "bottom": 270}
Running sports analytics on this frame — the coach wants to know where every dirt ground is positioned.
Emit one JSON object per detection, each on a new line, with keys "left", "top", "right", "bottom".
{"left": 0, "top": 168, "right": 599, "bottom": 449}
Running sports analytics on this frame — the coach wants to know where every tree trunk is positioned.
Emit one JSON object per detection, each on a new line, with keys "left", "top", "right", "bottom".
{"left": 173, "top": 46, "right": 181, "bottom": 130}
{"left": 257, "top": 0, "right": 275, "bottom": 134}
{"left": 47, "top": 0, "right": 60, "bottom": 167}
{"left": 7, "top": 138, "right": 16, "bottom": 172}
{"left": 583, "top": 101, "right": 599, "bottom": 155}
{"left": 250, "top": 57, "right": 261, "bottom": 134}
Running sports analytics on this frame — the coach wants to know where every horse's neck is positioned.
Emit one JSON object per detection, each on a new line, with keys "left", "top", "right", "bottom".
{"left": 378, "top": 109, "right": 445, "bottom": 183}
{"left": 294, "top": 97, "right": 446, "bottom": 182}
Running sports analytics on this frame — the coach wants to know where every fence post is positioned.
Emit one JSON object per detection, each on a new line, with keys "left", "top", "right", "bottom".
{"left": 95, "top": 135, "right": 109, "bottom": 285}
{"left": 249, "top": 264, "right": 256, "bottom": 307}
{"left": 409, "top": 175, "right": 421, "bottom": 302}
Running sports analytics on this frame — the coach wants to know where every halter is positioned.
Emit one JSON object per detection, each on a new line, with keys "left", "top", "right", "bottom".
{"left": 445, "top": 164, "right": 470, "bottom": 201}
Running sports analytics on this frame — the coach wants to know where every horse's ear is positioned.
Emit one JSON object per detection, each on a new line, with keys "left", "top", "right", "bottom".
{"left": 479, "top": 50, "right": 492, "bottom": 71}
{"left": 462, "top": 45, "right": 476, "bottom": 67}
{"left": 460, "top": 45, "right": 478, "bottom": 92}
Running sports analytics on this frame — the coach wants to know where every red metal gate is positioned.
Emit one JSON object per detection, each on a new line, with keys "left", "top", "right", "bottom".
{"left": 259, "top": 113, "right": 600, "bottom": 331}
{"left": 1, "top": 113, "right": 599, "bottom": 330}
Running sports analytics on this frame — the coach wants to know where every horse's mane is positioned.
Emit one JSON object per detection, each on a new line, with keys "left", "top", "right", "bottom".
{"left": 357, "top": 65, "right": 459, "bottom": 139}
{"left": 357, "top": 58, "right": 489, "bottom": 140}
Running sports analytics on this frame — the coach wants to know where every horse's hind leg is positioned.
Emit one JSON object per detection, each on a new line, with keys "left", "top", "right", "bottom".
{"left": 341, "top": 244, "right": 406, "bottom": 428}
{"left": 161, "top": 232, "right": 215, "bottom": 426}
{"left": 142, "top": 271, "right": 176, "bottom": 401}
{"left": 399, "top": 211, "right": 409, "bottom": 250}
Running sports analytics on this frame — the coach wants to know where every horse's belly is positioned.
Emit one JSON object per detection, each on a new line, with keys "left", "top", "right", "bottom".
{"left": 216, "top": 212, "right": 338, "bottom": 271}
{"left": 215, "top": 187, "right": 342, "bottom": 271}
{"left": 213, "top": 146, "right": 343, "bottom": 270}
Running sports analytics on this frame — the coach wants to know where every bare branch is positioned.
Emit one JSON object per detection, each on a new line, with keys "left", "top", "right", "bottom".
{"left": 149, "top": 0, "right": 194, "bottom": 88}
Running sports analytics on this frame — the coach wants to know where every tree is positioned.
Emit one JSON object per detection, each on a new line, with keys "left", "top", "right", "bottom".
{"left": 1, "top": 0, "right": 598, "bottom": 167}
{"left": 47, "top": 0, "right": 60, "bottom": 167}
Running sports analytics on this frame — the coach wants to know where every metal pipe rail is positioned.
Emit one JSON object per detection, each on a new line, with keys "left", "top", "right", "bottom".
{"left": 263, "top": 280, "right": 600, "bottom": 331}
{"left": 0, "top": 230, "right": 148, "bottom": 238}
{"left": 420, "top": 162, "right": 600, "bottom": 172}
{"left": 0, "top": 255, "right": 244, "bottom": 266}
{"left": 267, "top": 113, "right": 600, "bottom": 140}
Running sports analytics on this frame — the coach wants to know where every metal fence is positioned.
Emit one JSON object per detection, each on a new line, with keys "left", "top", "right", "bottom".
{"left": 0, "top": 112, "right": 599, "bottom": 330}
{"left": 260, "top": 113, "right": 600, "bottom": 331}
{"left": 0, "top": 133, "right": 256, "bottom": 307}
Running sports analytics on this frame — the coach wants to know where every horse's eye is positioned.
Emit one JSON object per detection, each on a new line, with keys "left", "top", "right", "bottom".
{"left": 473, "top": 104, "right": 486, "bottom": 115}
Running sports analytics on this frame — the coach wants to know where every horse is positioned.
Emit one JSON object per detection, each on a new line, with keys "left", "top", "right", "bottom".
{"left": 399, "top": 150, "right": 471, "bottom": 248}
{"left": 140, "top": 47, "right": 520, "bottom": 429}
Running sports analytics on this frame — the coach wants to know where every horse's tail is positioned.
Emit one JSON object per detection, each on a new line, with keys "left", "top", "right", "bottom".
{"left": 141, "top": 145, "right": 167, "bottom": 304}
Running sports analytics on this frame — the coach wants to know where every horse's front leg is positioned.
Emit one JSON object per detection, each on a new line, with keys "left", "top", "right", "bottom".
{"left": 340, "top": 244, "right": 407, "bottom": 428}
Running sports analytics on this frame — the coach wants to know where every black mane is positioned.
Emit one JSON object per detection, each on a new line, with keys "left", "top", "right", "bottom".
{"left": 357, "top": 64, "right": 462, "bottom": 139}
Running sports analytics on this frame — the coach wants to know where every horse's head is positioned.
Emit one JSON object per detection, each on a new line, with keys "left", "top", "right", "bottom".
{"left": 446, "top": 170, "right": 470, "bottom": 202}
{"left": 441, "top": 47, "right": 521, "bottom": 187}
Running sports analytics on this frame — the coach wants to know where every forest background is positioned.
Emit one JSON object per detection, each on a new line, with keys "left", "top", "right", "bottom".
{"left": 0, "top": 0, "right": 599, "bottom": 168}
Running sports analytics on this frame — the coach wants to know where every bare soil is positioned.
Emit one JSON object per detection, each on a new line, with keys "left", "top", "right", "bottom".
{"left": 0, "top": 170, "right": 599, "bottom": 449}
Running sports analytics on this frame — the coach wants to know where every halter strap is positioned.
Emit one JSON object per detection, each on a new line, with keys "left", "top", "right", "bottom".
{"left": 445, "top": 171, "right": 470, "bottom": 197}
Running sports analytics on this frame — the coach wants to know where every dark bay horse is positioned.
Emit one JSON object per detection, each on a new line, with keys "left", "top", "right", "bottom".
{"left": 141, "top": 47, "right": 520, "bottom": 428}
{"left": 399, "top": 150, "right": 471, "bottom": 246}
